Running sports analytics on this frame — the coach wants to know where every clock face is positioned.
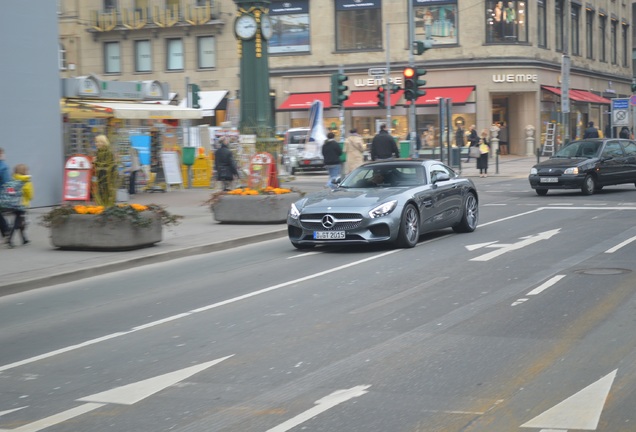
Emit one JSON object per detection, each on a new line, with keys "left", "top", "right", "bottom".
{"left": 260, "top": 14, "right": 273, "bottom": 40}
{"left": 234, "top": 14, "right": 257, "bottom": 40}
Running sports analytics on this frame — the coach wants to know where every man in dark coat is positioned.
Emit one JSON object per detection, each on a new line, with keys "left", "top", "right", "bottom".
{"left": 583, "top": 121, "right": 599, "bottom": 139}
{"left": 371, "top": 124, "right": 399, "bottom": 160}
{"left": 322, "top": 132, "right": 342, "bottom": 189}
{"left": 214, "top": 137, "right": 239, "bottom": 191}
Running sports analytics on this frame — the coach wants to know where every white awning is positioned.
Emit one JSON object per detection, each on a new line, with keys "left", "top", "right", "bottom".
{"left": 141, "top": 92, "right": 178, "bottom": 105}
{"left": 179, "top": 90, "right": 228, "bottom": 116}
{"left": 86, "top": 101, "right": 202, "bottom": 120}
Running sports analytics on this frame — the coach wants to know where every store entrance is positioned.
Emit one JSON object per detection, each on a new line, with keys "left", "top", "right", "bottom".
{"left": 492, "top": 96, "right": 509, "bottom": 154}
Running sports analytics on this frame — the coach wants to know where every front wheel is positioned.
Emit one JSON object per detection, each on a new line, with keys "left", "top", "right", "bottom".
{"left": 453, "top": 192, "right": 479, "bottom": 233}
{"left": 395, "top": 204, "right": 419, "bottom": 248}
{"left": 581, "top": 175, "right": 596, "bottom": 195}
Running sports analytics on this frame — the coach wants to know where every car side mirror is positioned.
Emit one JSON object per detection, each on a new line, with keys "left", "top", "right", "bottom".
{"left": 433, "top": 172, "right": 451, "bottom": 183}
{"left": 331, "top": 177, "right": 342, "bottom": 185}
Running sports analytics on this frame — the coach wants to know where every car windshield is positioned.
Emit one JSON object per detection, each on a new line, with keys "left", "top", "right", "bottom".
{"left": 553, "top": 140, "right": 601, "bottom": 158}
{"left": 340, "top": 165, "right": 425, "bottom": 188}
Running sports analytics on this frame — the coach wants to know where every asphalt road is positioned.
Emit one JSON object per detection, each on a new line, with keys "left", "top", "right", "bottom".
{"left": 2, "top": 177, "right": 636, "bottom": 431}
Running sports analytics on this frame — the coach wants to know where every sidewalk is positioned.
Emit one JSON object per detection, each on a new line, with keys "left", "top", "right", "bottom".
{"left": 0, "top": 155, "right": 536, "bottom": 295}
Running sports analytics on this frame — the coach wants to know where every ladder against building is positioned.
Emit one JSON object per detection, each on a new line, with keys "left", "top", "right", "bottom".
{"left": 542, "top": 122, "right": 557, "bottom": 156}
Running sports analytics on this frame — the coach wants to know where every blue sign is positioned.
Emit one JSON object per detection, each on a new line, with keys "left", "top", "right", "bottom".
{"left": 612, "top": 98, "right": 629, "bottom": 109}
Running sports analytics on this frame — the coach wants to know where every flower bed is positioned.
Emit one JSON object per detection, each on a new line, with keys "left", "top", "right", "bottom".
{"left": 209, "top": 187, "right": 301, "bottom": 224}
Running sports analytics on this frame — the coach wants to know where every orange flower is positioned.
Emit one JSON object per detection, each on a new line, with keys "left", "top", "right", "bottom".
{"left": 130, "top": 204, "right": 148, "bottom": 212}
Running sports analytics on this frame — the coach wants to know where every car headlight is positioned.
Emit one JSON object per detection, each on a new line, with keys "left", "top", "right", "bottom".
{"left": 530, "top": 167, "right": 538, "bottom": 175}
{"left": 369, "top": 200, "right": 397, "bottom": 218}
{"left": 290, "top": 203, "right": 300, "bottom": 219}
{"left": 564, "top": 167, "right": 579, "bottom": 175}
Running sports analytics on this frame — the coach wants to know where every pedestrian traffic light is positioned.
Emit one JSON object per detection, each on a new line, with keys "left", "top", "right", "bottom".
{"left": 412, "top": 39, "right": 433, "bottom": 56}
{"left": 190, "top": 83, "right": 201, "bottom": 109}
{"left": 403, "top": 67, "right": 427, "bottom": 102}
{"left": 377, "top": 85, "right": 386, "bottom": 108}
{"left": 330, "top": 72, "right": 349, "bottom": 106}
{"left": 390, "top": 83, "right": 400, "bottom": 94}
{"left": 632, "top": 81, "right": 636, "bottom": 93}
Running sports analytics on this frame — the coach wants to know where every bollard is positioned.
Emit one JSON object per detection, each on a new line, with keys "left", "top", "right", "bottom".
{"left": 495, "top": 148, "right": 500, "bottom": 174}
{"left": 536, "top": 147, "right": 541, "bottom": 164}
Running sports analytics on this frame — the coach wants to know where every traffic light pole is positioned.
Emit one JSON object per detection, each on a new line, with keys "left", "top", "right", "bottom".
{"left": 339, "top": 65, "right": 346, "bottom": 141}
{"left": 385, "top": 23, "right": 391, "bottom": 129}
{"left": 407, "top": 0, "right": 417, "bottom": 157}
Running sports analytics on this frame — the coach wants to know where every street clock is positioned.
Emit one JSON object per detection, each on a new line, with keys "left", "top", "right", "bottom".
{"left": 234, "top": 14, "right": 257, "bottom": 40}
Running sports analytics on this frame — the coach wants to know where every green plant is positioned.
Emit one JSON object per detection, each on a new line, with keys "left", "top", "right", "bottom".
{"left": 39, "top": 203, "right": 182, "bottom": 228}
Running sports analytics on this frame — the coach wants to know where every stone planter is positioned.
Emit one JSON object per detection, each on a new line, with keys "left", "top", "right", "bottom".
{"left": 50, "top": 212, "right": 162, "bottom": 251}
{"left": 211, "top": 192, "right": 301, "bottom": 224}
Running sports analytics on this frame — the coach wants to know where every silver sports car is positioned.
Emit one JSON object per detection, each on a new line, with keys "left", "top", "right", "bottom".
{"left": 287, "top": 159, "right": 479, "bottom": 249}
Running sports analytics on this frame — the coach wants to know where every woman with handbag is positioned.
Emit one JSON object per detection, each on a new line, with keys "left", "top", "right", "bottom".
{"left": 477, "top": 129, "right": 490, "bottom": 178}
{"left": 466, "top": 125, "right": 480, "bottom": 162}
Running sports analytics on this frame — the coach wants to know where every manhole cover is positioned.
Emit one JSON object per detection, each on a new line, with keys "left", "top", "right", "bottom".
{"left": 574, "top": 268, "right": 632, "bottom": 275}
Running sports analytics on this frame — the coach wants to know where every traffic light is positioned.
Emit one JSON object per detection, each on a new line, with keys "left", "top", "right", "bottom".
{"left": 330, "top": 72, "right": 349, "bottom": 106}
{"left": 403, "top": 67, "right": 427, "bottom": 102}
{"left": 632, "top": 81, "right": 636, "bottom": 93}
{"left": 190, "top": 83, "right": 201, "bottom": 109}
{"left": 377, "top": 85, "right": 386, "bottom": 108}
{"left": 390, "top": 83, "right": 400, "bottom": 94}
{"left": 412, "top": 39, "right": 433, "bottom": 56}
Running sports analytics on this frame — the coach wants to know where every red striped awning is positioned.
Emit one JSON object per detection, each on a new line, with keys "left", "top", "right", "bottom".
{"left": 344, "top": 90, "right": 403, "bottom": 109}
{"left": 413, "top": 86, "right": 475, "bottom": 106}
{"left": 542, "top": 86, "right": 611, "bottom": 104}
{"left": 277, "top": 92, "right": 332, "bottom": 110}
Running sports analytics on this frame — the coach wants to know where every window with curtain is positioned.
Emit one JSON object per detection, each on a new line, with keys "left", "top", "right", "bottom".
{"left": 335, "top": 0, "right": 382, "bottom": 51}
{"left": 268, "top": 0, "right": 310, "bottom": 54}
{"left": 599, "top": 15, "right": 606, "bottom": 62}
{"left": 585, "top": 9, "right": 593, "bottom": 59}
{"left": 135, "top": 40, "right": 152, "bottom": 72}
{"left": 414, "top": 1, "right": 458, "bottom": 46}
{"left": 486, "top": 1, "right": 528, "bottom": 44}
{"left": 59, "top": 43, "right": 67, "bottom": 70}
{"left": 166, "top": 38, "right": 183, "bottom": 71}
{"left": 104, "top": 41, "right": 121, "bottom": 74}
{"left": 611, "top": 19, "right": 617, "bottom": 64}
{"left": 198, "top": 36, "right": 215, "bottom": 69}
{"left": 537, "top": 0, "right": 546, "bottom": 48}
{"left": 555, "top": 0, "right": 564, "bottom": 51}
{"left": 571, "top": 3, "right": 580, "bottom": 56}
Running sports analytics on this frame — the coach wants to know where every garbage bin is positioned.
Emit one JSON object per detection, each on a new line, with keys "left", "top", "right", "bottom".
{"left": 399, "top": 141, "right": 411, "bottom": 158}
{"left": 182, "top": 147, "right": 196, "bottom": 166}
{"left": 450, "top": 147, "right": 461, "bottom": 167}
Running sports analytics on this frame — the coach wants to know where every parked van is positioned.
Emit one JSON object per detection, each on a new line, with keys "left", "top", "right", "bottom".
{"left": 282, "top": 128, "right": 325, "bottom": 174}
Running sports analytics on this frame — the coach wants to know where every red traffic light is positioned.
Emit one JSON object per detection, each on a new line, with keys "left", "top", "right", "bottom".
{"left": 403, "top": 67, "right": 415, "bottom": 79}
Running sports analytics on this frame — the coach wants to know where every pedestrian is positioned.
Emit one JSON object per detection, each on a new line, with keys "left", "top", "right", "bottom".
{"left": 477, "top": 129, "right": 490, "bottom": 177}
{"left": 455, "top": 124, "right": 465, "bottom": 149}
{"left": 498, "top": 121, "right": 509, "bottom": 155}
{"left": 322, "top": 132, "right": 342, "bottom": 189}
{"left": 214, "top": 137, "right": 239, "bottom": 191}
{"left": 370, "top": 124, "right": 399, "bottom": 161}
{"left": 5, "top": 163, "right": 33, "bottom": 248}
{"left": 583, "top": 121, "right": 599, "bottom": 138}
{"left": 127, "top": 147, "right": 141, "bottom": 195}
{"left": 0, "top": 147, "right": 10, "bottom": 239}
{"left": 465, "top": 124, "right": 479, "bottom": 162}
{"left": 343, "top": 128, "right": 365, "bottom": 175}
{"left": 619, "top": 126, "right": 631, "bottom": 139}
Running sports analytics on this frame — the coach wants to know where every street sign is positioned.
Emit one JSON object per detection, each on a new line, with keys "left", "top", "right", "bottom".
{"left": 630, "top": 94, "right": 636, "bottom": 106}
{"left": 612, "top": 98, "right": 630, "bottom": 127}
{"left": 368, "top": 67, "right": 387, "bottom": 77}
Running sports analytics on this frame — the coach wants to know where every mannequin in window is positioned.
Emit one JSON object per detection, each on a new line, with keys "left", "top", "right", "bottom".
{"left": 493, "top": 1, "right": 504, "bottom": 40}
{"left": 504, "top": 2, "right": 516, "bottom": 40}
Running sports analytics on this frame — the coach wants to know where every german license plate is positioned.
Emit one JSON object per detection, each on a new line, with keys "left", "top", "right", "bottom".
{"left": 314, "top": 231, "right": 345, "bottom": 240}
{"left": 540, "top": 177, "right": 558, "bottom": 183}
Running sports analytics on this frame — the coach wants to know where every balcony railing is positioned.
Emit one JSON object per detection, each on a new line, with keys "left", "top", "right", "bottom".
{"left": 89, "top": 1, "right": 221, "bottom": 33}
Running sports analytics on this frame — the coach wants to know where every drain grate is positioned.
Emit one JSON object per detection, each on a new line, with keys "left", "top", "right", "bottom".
{"left": 574, "top": 268, "right": 632, "bottom": 276}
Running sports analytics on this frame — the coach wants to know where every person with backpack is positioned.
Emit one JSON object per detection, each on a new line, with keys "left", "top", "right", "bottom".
{"left": 4, "top": 163, "right": 33, "bottom": 248}
{"left": 0, "top": 147, "right": 11, "bottom": 239}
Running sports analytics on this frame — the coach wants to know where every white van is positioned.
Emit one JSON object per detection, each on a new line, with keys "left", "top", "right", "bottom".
{"left": 282, "top": 128, "right": 325, "bottom": 174}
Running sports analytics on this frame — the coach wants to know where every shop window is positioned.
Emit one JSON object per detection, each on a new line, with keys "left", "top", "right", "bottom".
{"left": 585, "top": 9, "right": 594, "bottom": 59}
{"left": 268, "top": 0, "right": 310, "bottom": 54}
{"left": 599, "top": 14, "right": 606, "bottom": 62}
{"left": 571, "top": 3, "right": 580, "bottom": 56}
{"left": 135, "top": 39, "right": 152, "bottom": 73}
{"left": 537, "top": 0, "right": 546, "bottom": 48}
{"left": 59, "top": 43, "right": 67, "bottom": 71}
{"left": 166, "top": 38, "right": 183, "bottom": 71}
{"left": 414, "top": 1, "right": 458, "bottom": 46}
{"left": 198, "top": 36, "right": 215, "bottom": 69}
{"left": 104, "top": 41, "right": 121, "bottom": 74}
{"left": 335, "top": 0, "right": 382, "bottom": 51}
{"left": 486, "top": 1, "right": 528, "bottom": 44}
{"left": 555, "top": 0, "right": 564, "bottom": 51}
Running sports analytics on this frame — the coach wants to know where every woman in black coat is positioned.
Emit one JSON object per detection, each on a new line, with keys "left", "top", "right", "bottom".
{"left": 214, "top": 138, "right": 239, "bottom": 191}
{"left": 476, "top": 129, "right": 490, "bottom": 178}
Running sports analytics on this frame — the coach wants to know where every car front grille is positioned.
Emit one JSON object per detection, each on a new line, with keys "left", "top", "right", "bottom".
{"left": 300, "top": 213, "right": 363, "bottom": 230}
{"left": 537, "top": 167, "right": 565, "bottom": 175}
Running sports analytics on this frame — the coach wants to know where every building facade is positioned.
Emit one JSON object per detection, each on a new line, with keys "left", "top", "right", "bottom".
{"left": 59, "top": 0, "right": 633, "bottom": 155}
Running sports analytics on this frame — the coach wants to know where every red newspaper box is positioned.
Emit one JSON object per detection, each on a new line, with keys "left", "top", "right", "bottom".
{"left": 63, "top": 155, "right": 92, "bottom": 201}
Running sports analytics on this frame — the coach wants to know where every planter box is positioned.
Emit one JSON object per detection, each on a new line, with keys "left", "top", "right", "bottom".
{"left": 212, "top": 193, "right": 301, "bottom": 224}
{"left": 50, "top": 212, "right": 162, "bottom": 251}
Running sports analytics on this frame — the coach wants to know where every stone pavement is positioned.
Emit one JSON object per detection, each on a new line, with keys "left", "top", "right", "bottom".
{"left": 0, "top": 155, "right": 538, "bottom": 295}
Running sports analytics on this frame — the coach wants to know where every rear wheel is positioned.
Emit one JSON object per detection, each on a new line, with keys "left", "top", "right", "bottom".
{"left": 535, "top": 188, "right": 548, "bottom": 196}
{"left": 395, "top": 204, "right": 419, "bottom": 248}
{"left": 453, "top": 192, "right": 478, "bottom": 233}
{"left": 581, "top": 175, "right": 596, "bottom": 195}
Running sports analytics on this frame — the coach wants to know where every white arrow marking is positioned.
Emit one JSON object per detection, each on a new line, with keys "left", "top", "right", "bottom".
{"left": 465, "top": 241, "right": 498, "bottom": 251}
{"left": 0, "top": 356, "right": 233, "bottom": 432}
{"left": 78, "top": 355, "right": 233, "bottom": 405}
{"left": 471, "top": 229, "right": 561, "bottom": 262}
{"left": 0, "top": 406, "right": 28, "bottom": 418}
{"left": 266, "top": 385, "right": 371, "bottom": 432}
{"left": 521, "top": 369, "right": 617, "bottom": 430}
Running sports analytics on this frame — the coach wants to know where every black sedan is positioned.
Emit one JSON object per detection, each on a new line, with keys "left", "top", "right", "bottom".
{"left": 529, "top": 138, "right": 636, "bottom": 195}
{"left": 287, "top": 159, "right": 479, "bottom": 249}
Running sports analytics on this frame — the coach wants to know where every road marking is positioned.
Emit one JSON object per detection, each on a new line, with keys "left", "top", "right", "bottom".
{"left": 0, "top": 356, "right": 232, "bottom": 432}
{"left": 288, "top": 251, "right": 321, "bottom": 259}
{"left": 0, "top": 407, "right": 27, "bottom": 418}
{"left": 605, "top": 234, "right": 636, "bottom": 253}
{"left": 520, "top": 370, "right": 617, "bottom": 430}
{"left": 526, "top": 275, "right": 566, "bottom": 296}
{"left": 470, "top": 229, "right": 561, "bottom": 262}
{"left": 0, "top": 250, "right": 401, "bottom": 373}
{"left": 265, "top": 385, "right": 370, "bottom": 432}
{"left": 465, "top": 241, "right": 498, "bottom": 251}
